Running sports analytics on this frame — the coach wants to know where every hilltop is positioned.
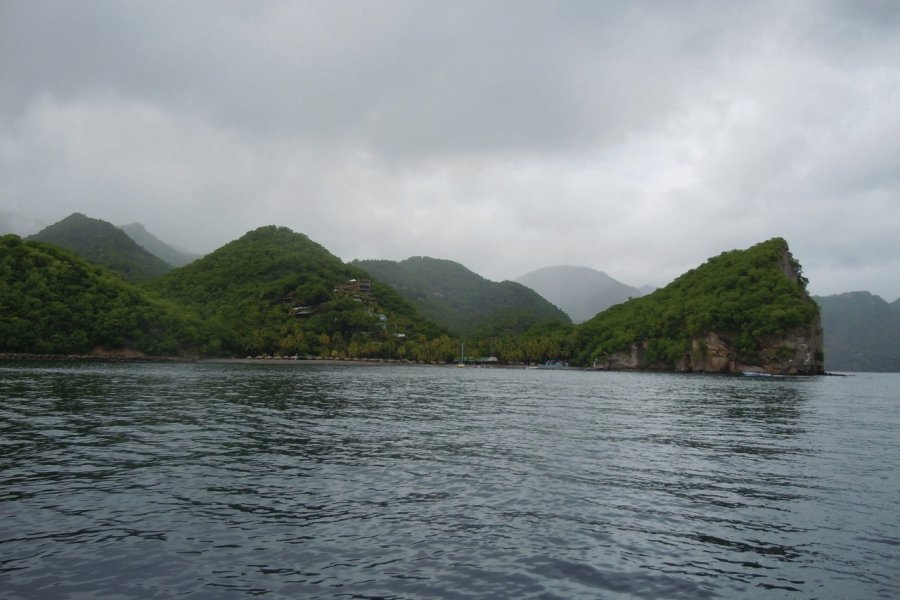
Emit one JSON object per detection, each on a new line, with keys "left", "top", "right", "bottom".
{"left": 29, "top": 213, "right": 172, "bottom": 282}
{"left": 147, "top": 226, "right": 443, "bottom": 358}
{"left": 352, "top": 256, "right": 571, "bottom": 336}
{"left": 515, "top": 265, "right": 646, "bottom": 323}
{"left": 572, "top": 238, "right": 824, "bottom": 374}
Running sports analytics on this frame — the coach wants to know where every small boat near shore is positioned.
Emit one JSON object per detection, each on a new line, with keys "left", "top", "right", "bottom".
{"left": 742, "top": 371, "right": 773, "bottom": 377}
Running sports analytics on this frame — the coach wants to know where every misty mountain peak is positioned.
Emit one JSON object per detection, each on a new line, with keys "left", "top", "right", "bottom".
{"left": 515, "top": 265, "right": 645, "bottom": 323}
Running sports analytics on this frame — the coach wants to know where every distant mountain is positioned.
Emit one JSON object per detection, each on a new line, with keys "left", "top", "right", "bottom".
{"left": 0, "top": 235, "right": 204, "bottom": 355}
{"left": 573, "top": 238, "right": 823, "bottom": 374}
{"left": 119, "top": 223, "right": 201, "bottom": 267}
{"left": 29, "top": 213, "right": 172, "bottom": 282}
{"left": 352, "top": 257, "right": 571, "bottom": 336}
{"left": 814, "top": 291, "right": 900, "bottom": 372}
{"left": 147, "top": 226, "right": 440, "bottom": 357}
{"left": 515, "top": 265, "right": 645, "bottom": 323}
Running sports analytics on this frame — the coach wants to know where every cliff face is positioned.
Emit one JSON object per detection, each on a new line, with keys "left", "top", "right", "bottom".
{"left": 678, "top": 327, "right": 823, "bottom": 374}
{"left": 579, "top": 238, "right": 825, "bottom": 374}
{"left": 597, "top": 324, "right": 824, "bottom": 375}
{"left": 681, "top": 250, "right": 824, "bottom": 374}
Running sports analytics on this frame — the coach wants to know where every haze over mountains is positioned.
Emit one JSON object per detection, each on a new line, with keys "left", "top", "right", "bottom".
{"left": 813, "top": 292, "right": 900, "bottom": 372}
{"left": 118, "top": 223, "right": 201, "bottom": 268}
{"left": 0, "top": 211, "right": 44, "bottom": 237}
{"left": 352, "top": 257, "right": 570, "bottom": 337}
{"left": 4, "top": 211, "right": 900, "bottom": 372}
{"left": 515, "top": 265, "right": 648, "bottom": 324}
{"left": 29, "top": 213, "right": 173, "bottom": 283}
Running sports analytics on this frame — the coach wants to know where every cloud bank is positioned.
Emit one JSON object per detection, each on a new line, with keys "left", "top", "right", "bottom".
{"left": 2, "top": 1, "right": 899, "bottom": 299}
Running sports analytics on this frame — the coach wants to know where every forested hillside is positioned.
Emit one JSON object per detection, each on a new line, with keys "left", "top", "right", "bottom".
{"left": 0, "top": 235, "right": 205, "bottom": 355}
{"left": 352, "top": 256, "right": 570, "bottom": 336}
{"left": 2, "top": 224, "right": 830, "bottom": 371}
{"left": 572, "top": 238, "right": 823, "bottom": 373}
{"left": 147, "top": 226, "right": 443, "bottom": 358}
{"left": 29, "top": 213, "right": 172, "bottom": 282}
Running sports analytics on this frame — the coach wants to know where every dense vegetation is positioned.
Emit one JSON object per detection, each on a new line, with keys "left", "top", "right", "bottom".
{"left": 352, "top": 257, "right": 570, "bottom": 335}
{"left": 2, "top": 217, "right": 827, "bottom": 370}
{"left": 29, "top": 213, "right": 173, "bottom": 282}
{"left": 0, "top": 235, "right": 205, "bottom": 355}
{"left": 814, "top": 291, "right": 900, "bottom": 372}
{"left": 572, "top": 238, "right": 820, "bottom": 367}
{"left": 146, "top": 226, "right": 444, "bottom": 358}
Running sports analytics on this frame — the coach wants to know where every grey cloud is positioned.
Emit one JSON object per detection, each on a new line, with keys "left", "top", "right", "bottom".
{"left": 2, "top": 1, "right": 899, "bottom": 300}
{"left": 0, "top": 1, "right": 766, "bottom": 159}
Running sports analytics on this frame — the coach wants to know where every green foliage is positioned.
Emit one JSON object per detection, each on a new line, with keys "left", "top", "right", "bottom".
{"left": 506, "top": 321, "right": 575, "bottom": 364}
{"left": 352, "top": 257, "right": 570, "bottom": 336}
{"left": 3, "top": 226, "right": 823, "bottom": 369}
{"left": 572, "top": 238, "right": 819, "bottom": 367}
{"left": 147, "top": 226, "right": 442, "bottom": 357}
{"left": 0, "top": 235, "right": 206, "bottom": 355}
{"left": 29, "top": 213, "right": 172, "bottom": 282}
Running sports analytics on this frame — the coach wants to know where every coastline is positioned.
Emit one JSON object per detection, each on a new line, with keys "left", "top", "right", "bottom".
{"left": 0, "top": 351, "right": 195, "bottom": 363}
{"left": 0, "top": 352, "right": 551, "bottom": 370}
{"left": 2, "top": 353, "right": 847, "bottom": 374}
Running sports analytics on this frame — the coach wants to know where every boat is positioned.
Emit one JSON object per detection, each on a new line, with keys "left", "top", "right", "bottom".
{"left": 539, "top": 360, "right": 568, "bottom": 369}
{"left": 457, "top": 342, "right": 465, "bottom": 367}
{"left": 742, "top": 371, "right": 773, "bottom": 377}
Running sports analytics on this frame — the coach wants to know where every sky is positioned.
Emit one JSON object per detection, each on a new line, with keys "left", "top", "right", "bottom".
{"left": 1, "top": 1, "right": 899, "bottom": 301}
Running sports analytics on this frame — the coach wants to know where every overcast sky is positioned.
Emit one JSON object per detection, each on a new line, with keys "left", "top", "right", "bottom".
{"left": 2, "top": 1, "right": 898, "bottom": 300}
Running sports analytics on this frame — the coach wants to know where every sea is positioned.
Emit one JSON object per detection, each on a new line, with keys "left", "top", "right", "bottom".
{"left": 1, "top": 360, "right": 897, "bottom": 599}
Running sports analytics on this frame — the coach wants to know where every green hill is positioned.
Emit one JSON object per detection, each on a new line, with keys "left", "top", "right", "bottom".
{"left": 814, "top": 291, "right": 900, "bottom": 372}
{"left": 147, "top": 226, "right": 442, "bottom": 357}
{"left": 119, "top": 222, "right": 201, "bottom": 267}
{"left": 352, "top": 256, "right": 571, "bottom": 336}
{"left": 572, "top": 238, "right": 824, "bottom": 374}
{"left": 0, "top": 235, "right": 204, "bottom": 355}
{"left": 29, "top": 213, "right": 172, "bottom": 282}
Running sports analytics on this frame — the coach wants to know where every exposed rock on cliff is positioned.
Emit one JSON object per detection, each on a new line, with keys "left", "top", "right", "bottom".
{"left": 575, "top": 238, "right": 825, "bottom": 374}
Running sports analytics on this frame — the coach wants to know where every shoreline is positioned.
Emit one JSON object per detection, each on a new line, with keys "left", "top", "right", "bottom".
{"left": 0, "top": 352, "right": 195, "bottom": 363}
{"left": 1, "top": 352, "right": 851, "bottom": 375}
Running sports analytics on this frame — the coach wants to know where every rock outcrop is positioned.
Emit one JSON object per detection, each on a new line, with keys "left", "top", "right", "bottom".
{"left": 577, "top": 238, "right": 826, "bottom": 374}
{"left": 595, "top": 325, "right": 824, "bottom": 374}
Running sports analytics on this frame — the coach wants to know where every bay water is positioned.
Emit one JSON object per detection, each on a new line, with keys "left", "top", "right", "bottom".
{"left": 1, "top": 361, "right": 898, "bottom": 599}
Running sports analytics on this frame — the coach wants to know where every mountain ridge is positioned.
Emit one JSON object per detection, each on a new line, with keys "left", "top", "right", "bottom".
{"left": 813, "top": 291, "right": 900, "bottom": 372}
{"left": 515, "top": 264, "right": 646, "bottom": 323}
{"left": 119, "top": 222, "right": 201, "bottom": 267}
{"left": 352, "top": 256, "right": 571, "bottom": 336}
{"left": 147, "top": 226, "right": 443, "bottom": 357}
{"left": 28, "top": 213, "right": 173, "bottom": 282}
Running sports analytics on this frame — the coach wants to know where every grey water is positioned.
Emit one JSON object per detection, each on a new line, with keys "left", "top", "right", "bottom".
{"left": 0, "top": 361, "right": 898, "bottom": 600}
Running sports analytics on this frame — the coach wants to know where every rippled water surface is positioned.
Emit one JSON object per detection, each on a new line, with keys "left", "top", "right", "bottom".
{"left": 1, "top": 361, "right": 898, "bottom": 599}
